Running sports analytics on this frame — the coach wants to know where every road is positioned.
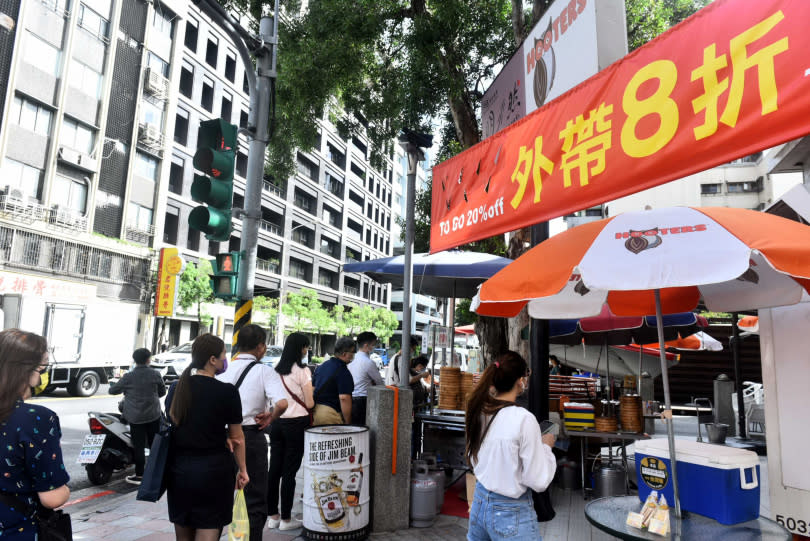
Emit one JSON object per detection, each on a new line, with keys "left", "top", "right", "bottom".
{"left": 29, "top": 384, "right": 147, "bottom": 498}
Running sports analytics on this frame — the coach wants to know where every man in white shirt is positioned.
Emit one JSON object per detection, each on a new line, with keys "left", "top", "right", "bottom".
{"left": 217, "top": 324, "right": 287, "bottom": 541}
{"left": 347, "top": 331, "right": 384, "bottom": 426}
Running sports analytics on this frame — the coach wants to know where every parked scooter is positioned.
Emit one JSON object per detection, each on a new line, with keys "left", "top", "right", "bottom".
{"left": 83, "top": 411, "right": 135, "bottom": 485}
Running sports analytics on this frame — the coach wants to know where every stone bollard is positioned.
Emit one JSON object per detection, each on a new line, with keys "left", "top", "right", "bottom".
{"left": 367, "top": 386, "right": 413, "bottom": 532}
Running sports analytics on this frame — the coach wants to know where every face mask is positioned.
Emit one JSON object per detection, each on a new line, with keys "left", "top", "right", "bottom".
{"left": 519, "top": 380, "right": 527, "bottom": 394}
{"left": 215, "top": 358, "right": 228, "bottom": 376}
{"left": 32, "top": 371, "right": 50, "bottom": 396}
{"left": 301, "top": 353, "right": 309, "bottom": 364}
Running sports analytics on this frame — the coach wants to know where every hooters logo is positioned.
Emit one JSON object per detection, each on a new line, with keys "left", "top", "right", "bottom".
{"left": 615, "top": 224, "right": 707, "bottom": 254}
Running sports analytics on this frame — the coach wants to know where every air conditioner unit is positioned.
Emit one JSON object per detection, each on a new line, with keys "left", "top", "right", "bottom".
{"left": 145, "top": 67, "right": 168, "bottom": 96}
{"left": 1, "top": 185, "right": 25, "bottom": 201}
{"left": 139, "top": 123, "right": 161, "bottom": 144}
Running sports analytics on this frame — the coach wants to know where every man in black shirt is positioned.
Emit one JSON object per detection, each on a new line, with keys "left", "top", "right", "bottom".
{"left": 312, "top": 337, "right": 356, "bottom": 425}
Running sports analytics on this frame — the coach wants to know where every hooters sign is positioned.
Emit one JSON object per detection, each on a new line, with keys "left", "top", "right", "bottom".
{"left": 431, "top": 0, "right": 810, "bottom": 253}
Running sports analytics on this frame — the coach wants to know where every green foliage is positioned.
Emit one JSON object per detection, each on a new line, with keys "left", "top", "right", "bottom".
{"left": 344, "top": 304, "right": 375, "bottom": 337}
{"left": 178, "top": 261, "right": 213, "bottom": 331}
{"left": 253, "top": 295, "right": 279, "bottom": 337}
{"left": 331, "top": 304, "right": 350, "bottom": 337}
{"left": 455, "top": 298, "right": 476, "bottom": 326}
{"left": 281, "top": 288, "right": 322, "bottom": 331}
{"left": 626, "top": 0, "right": 710, "bottom": 51}
{"left": 371, "top": 308, "right": 399, "bottom": 345}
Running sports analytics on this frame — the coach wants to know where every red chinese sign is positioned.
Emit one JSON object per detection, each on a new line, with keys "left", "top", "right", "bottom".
{"left": 431, "top": 0, "right": 810, "bottom": 252}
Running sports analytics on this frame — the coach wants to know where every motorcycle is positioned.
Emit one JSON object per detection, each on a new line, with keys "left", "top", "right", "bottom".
{"left": 81, "top": 411, "right": 135, "bottom": 485}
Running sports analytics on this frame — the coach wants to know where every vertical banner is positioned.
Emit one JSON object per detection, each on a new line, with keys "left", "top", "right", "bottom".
{"left": 432, "top": 0, "right": 810, "bottom": 253}
{"left": 154, "top": 247, "right": 184, "bottom": 317}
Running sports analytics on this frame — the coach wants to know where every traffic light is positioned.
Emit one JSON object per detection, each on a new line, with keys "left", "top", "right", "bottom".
{"left": 189, "top": 119, "right": 238, "bottom": 241}
{"left": 210, "top": 251, "right": 241, "bottom": 300}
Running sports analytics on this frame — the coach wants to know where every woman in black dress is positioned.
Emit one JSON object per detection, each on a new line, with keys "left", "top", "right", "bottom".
{"left": 166, "top": 333, "right": 249, "bottom": 541}
{"left": 0, "top": 329, "right": 70, "bottom": 540}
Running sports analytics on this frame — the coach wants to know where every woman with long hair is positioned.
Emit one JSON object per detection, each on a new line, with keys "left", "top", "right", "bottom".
{"left": 0, "top": 329, "right": 70, "bottom": 540}
{"left": 165, "top": 333, "right": 249, "bottom": 541}
{"left": 267, "top": 332, "right": 314, "bottom": 531}
{"left": 465, "top": 351, "right": 557, "bottom": 541}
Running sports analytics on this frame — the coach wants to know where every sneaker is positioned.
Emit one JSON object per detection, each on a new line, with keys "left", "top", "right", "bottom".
{"left": 267, "top": 517, "right": 280, "bottom": 529}
{"left": 125, "top": 475, "right": 142, "bottom": 485}
{"left": 279, "top": 518, "right": 302, "bottom": 531}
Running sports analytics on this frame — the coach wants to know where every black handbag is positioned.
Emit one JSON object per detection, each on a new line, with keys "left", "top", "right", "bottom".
{"left": 136, "top": 413, "right": 172, "bottom": 502}
{"left": 0, "top": 492, "right": 72, "bottom": 541}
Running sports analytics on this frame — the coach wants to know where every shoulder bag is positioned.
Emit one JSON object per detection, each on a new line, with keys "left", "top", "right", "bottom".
{"left": 281, "top": 373, "right": 313, "bottom": 424}
{"left": 137, "top": 412, "right": 172, "bottom": 502}
{"left": 0, "top": 492, "right": 72, "bottom": 541}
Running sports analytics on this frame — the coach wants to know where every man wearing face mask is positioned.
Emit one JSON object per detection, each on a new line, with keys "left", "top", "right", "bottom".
{"left": 217, "top": 324, "right": 288, "bottom": 541}
{"left": 347, "top": 331, "right": 384, "bottom": 426}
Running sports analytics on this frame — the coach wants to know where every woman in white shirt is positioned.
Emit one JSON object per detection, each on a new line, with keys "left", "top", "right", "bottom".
{"left": 465, "top": 351, "right": 556, "bottom": 541}
{"left": 267, "top": 333, "right": 315, "bottom": 531}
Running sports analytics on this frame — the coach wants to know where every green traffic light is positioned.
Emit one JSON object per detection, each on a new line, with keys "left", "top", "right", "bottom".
{"left": 189, "top": 206, "right": 232, "bottom": 241}
{"left": 191, "top": 174, "right": 233, "bottom": 207}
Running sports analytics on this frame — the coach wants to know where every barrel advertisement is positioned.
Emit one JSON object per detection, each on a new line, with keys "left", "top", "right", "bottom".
{"left": 303, "top": 426, "right": 370, "bottom": 541}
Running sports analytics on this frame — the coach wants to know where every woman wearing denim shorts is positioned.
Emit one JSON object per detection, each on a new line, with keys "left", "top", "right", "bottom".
{"left": 465, "top": 351, "right": 557, "bottom": 540}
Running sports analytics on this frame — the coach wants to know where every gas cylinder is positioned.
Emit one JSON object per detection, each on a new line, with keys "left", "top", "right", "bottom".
{"left": 410, "top": 462, "right": 437, "bottom": 527}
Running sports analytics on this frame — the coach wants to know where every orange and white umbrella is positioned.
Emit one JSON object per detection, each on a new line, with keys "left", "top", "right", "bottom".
{"left": 473, "top": 206, "right": 810, "bottom": 319}
{"left": 472, "top": 206, "right": 810, "bottom": 516}
{"left": 738, "top": 315, "right": 759, "bottom": 334}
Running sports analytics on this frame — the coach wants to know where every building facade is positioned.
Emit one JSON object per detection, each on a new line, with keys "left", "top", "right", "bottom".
{"left": 0, "top": 0, "right": 395, "bottom": 350}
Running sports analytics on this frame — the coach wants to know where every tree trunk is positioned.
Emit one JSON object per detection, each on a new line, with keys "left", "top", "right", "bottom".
{"left": 475, "top": 316, "right": 509, "bottom": 369}
{"left": 505, "top": 228, "right": 533, "bottom": 360}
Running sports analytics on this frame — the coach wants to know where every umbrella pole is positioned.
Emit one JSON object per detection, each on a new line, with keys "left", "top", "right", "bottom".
{"left": 654, "top": 289, "right": 682, "bottom": 520}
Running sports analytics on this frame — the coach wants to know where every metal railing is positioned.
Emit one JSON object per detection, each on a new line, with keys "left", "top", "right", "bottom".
{"left": 259, "top": 220, "right": 281, "bottom": 236}
{"left": 263, "top": 181, "right": 286, "bottom": 198}
{"left": 0, "top": 225, "right": 150, "bottom": 288}
{"left": 124, "top": 224, "right": 155, "bottom": 245}
{"left": 256, "top": 258, "right": 280, "bottom": 274}
{"left": 343, "top": 285, "right": 360, "bottom": 296}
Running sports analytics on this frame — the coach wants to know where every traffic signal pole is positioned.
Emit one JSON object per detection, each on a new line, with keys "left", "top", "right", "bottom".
{"left": 192, "top": 0, "right": 278, "bottom": 350}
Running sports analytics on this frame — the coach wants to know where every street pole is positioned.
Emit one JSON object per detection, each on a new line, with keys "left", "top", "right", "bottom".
{"left": 192, "top": 0, "right": 279, "bottom": 351}
{"left": 398, "top": 131, "right": 431, "bottom": 385}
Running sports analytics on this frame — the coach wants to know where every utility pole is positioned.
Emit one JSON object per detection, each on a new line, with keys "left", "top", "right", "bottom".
{"left": 192, "top": 0, "right": 279, "bottom": 350}
{"left": 397, "top": 129, "right": 432, "bottom": 386}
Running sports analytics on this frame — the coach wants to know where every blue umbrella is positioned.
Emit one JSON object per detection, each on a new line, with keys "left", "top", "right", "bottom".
{"left": 343, "top": 250, "right": 513, "bottom": 298}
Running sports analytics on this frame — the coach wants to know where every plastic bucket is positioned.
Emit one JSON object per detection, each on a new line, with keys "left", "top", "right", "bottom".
{"left": 303, "top": 425, "right": 370, "bottom": 540}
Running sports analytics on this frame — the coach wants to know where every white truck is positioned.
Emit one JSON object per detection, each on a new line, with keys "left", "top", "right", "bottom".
{"left": 1, "top": 270, "right": 139, "bottom": 397}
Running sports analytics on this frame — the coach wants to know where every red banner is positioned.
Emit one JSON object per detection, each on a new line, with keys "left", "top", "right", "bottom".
{"left": 430, "top": 0, "right": 810, "bottom": 253}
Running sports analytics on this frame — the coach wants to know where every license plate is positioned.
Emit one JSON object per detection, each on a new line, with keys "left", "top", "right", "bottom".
{"left": 77, "top": 434, "right": 106, "bottom": 464}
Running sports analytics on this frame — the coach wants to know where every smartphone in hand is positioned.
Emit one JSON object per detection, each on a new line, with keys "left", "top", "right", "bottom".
{"left": 539, "top": 420, "right": 558, "bottom": 435}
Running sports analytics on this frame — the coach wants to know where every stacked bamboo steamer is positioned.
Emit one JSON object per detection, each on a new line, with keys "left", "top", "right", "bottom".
{"left": 460, "top": 372, "right": 474, "bottom": 410}
{"left": 619, "top": 395, "right": 643, "bottom": 433}
{"left": 438, "top": 366, "right": 461, "bottom": 410}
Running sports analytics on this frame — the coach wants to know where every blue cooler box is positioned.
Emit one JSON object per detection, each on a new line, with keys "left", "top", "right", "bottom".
{"left": 634, "top": 439, "right": 760, "bottom": 525}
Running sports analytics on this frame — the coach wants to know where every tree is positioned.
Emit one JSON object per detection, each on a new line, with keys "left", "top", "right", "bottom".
{"left": 178, "top": 261, "right": 213, "bottom": 333}
{"left": 455, "top": 299, "right": 476, "bottom": 326}
{"left": 331, "top": 304, "right": 351, "bottom": 337}
{"left": 371, "top": 308, "right": 399, "bottom": 346}
{"left": 344, "top": 304, "right": 375, "bottom": 337}
{"left": 281, "top": 288, "right": 321, "bottom": 332}
{"left": 309, "top": 305, "right": 334, "bottom": 355}
{"left": 253, "top": 295, "right": 279, "bottom": 341}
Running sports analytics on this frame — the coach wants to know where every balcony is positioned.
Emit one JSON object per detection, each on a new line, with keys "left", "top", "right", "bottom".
{"left": 318, "top": 276, "right": 335, "bottom": 288}
{"left": 293, "top": 194, "right": 314, "bottom": 213}
{"left": 124, "top": 223, "right": 155, "bottom": 245}
{"left": 324, "top": 178, "right": 344, "bottom": 198}
{"left": 263, "top": 181, "right": 286, "bottom": 199}
{"left": 259, "top": 220, "right": 281, "bottom": 236}
{"left": 343, "top": 285, "right": 360, "bottom": 296}
{"left": 256, "top": 258, "right": 280, "bottom": 274}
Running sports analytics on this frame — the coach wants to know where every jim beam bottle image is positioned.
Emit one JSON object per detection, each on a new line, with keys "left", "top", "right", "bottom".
{"left": 344, "top": 453, "right": 364, "bottom": 507}
{"left": 313, "top": 473, "right": 346, "bottom": 530}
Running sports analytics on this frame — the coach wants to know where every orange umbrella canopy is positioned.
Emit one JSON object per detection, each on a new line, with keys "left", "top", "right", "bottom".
{"left": 473, "top": 207, "right": 810, "bottom": 319}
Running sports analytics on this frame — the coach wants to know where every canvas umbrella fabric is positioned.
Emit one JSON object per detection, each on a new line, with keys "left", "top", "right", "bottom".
{"left": 472, "top": 206, "right": 810, "bottom": 518}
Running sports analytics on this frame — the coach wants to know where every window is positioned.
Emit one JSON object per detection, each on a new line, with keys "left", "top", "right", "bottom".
{"left": 174, "top": 108, "right": 189, "bottom": 145}
{"left": 242, "top": 72, "right": 249, "bottom": 94}
{"left": 201, "top": 77, "right": 214, "bottom": 112}
{"left": 41, "top": 0, "right": 70, "bottom": 15}
{"left": 289, "top": 260, "right": 307, "bottom": 280}
{"left": 205, "top": 36, "right": 218, "bottom": 67}
{"left": 239, "top": 110, "right": 248, "bottom": 128}
{"left": 152, "top": 6, "right": 174, "bottom": 38}
{"left": 59, "top": 118, "right": 95, "bottom": 155}
{"left": 179, "top": 62, "right": 194, "bottom": 98}
{"left": 147, "top": 51, "right": 169, "bottom": 78}
{"left": 727, "top": 181, "right": 761, "bottom": 193}
{"left": 10, "top": 96, "right": 53, "bottom": 136}
{"left": 127, "top": 203, "right": 153, "bottom": 231}
{"left": 23, "top": 32, "right": 60, "bottom": 77}
{"left": 220, "top": 93, "right": 232, "bottom": 122}
{"left": 52, "top": 175, "right": 88, "bottom": 213}
{"left": 225, "top": 52, "right": 236, "bottom": 82}
{"left": 701, "top": 183, "right": 721, "bottom": 195}
{"left": 169, "top": 159, "right": 183, "bottom": 194}
{"left": 134, "top": 152, "right": 158, "bottom": 181}
{"left": 140, "top": 98, "right": 164, "bottom": 127}
{"left": 0, "top": 159, "right": 43, "bottom": 199}
{"left": 236, "top": 152, "right": 247, "bottom": 178}
{"left": 187, "top": 227, "right": 200, "bottom": 251}
{"left": 68, "top": 59, "right": 102, "bottom": 98}
{"left": 163, "top": 210, "right": 178, "bottom": 244}
{"left": 77, "top": 3, "right": 109, "bottom": 41}
{"left": 184, "top": 18, "right": 198, "bottom": 51}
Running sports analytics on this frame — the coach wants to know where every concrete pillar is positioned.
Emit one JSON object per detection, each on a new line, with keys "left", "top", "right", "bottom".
{"left": 367, "top": 386, "right": 413, "bottom": 532}
{"left": 713, "top": 373, "right": 737, "bottom": 437}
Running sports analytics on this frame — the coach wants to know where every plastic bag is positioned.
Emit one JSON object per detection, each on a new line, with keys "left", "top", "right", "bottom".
{"left": 228, "top": 489, "right": 250, "bottom": 541}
